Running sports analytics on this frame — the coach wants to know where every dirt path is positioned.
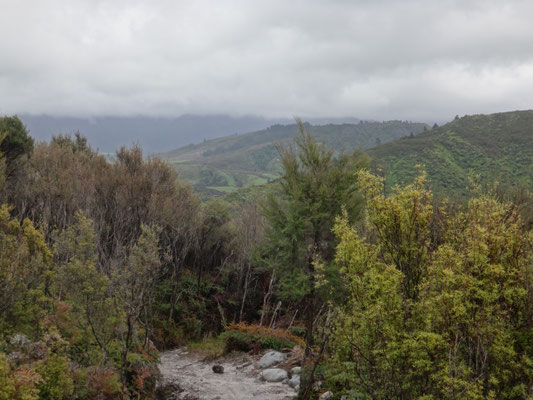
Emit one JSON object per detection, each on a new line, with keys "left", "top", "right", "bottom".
{"left": 158, "top": 349, "right": 296, "bottom": 400}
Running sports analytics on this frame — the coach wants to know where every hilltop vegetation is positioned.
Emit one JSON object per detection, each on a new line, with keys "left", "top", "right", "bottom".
{"left": 0, "top": 114, "right": 531, "bottom": 399}
{"left": 158, "top": 120, "right": 427, "bottom": 196}
{"left": 369, "top": 110, "right": 533, "bottom": 198}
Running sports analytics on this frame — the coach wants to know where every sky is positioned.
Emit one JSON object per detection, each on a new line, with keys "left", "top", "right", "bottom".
{"left": 1, "top": 0, "right": 533, "bottom": 122}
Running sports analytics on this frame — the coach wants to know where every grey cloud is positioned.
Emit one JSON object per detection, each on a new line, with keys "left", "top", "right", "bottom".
{"left": 1, "top": 0, "right": 533, "bottom": 121}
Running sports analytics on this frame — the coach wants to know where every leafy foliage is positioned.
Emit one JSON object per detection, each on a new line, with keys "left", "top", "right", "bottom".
{"left": 262, "top": 120, "right": 368, "bottom": 354}
{"left": 370, "top": 110, "right": 533, "bottom": 198}
{"left": 221, "top": 322, "right": 304, "bottom": 352}
{"left": 328, "top": 171, "right": 533, "bottom": 399}
{"left": 0, "top": 116, "right": 34, "bottom": 179}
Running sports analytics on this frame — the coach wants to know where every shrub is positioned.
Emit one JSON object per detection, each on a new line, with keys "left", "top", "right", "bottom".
{"left": 36, "top": 353, "right": 74, "bottom": 400}
{"left": 289, "top": 325, "right": 306, "bottom": 339}
{"left": 0, "top": 354, "right": 15, "bottom": 400}
{"left": 221, "top": 322, "right": 304, "bottom": 353}
{"left": 86, "top": 366, "right": 121, "bottom": 399}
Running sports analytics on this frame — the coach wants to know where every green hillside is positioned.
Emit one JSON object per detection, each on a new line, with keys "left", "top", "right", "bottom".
{"left": 158, "top": 120, "right": 427, "bottom": 196}
{"left": 369, "top": 110, "right": 533, "bottom": 198}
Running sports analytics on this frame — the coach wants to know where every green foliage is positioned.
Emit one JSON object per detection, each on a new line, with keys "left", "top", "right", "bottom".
{"left": 261, "top": 121, "right": 369, "bottom": 353}
{"left": 51, "top": 132, "right": 93, "bottom": 155}
{"left": 289, "top": 325, "right": 306, "bottom": 338}
{"left": 328, "top": 171, "right": 533, "bottom": 399}
{"left": 36, "top": 353, "right": 74, "bottom": 400}
{"left": 221, "top": 323, "right": 303, "bottom": 352}
{"left": 159, "top": 120, "right": 426, "bottom": 196}
{"left": 263, "top": 121, "right": 369, "bottom": 301}
{"left": 0, "top": 205, "right": 52, "bottom": 337}
{"left": 0, "top": 133, "right": 6, "bottom": 194}
{"left": 0, "top": 116, "right": 34, "bottom": 177}
{"left": 358, "top": 168, "right": 433, "bottom": 299}
{"left": 53, "top": 212, "right": 116, "bottom": 366}
{"left": 187, "top": 336, "right": 225, "bottom": 358}
{"left": 0, "top": 354, "right": 15, "bottom": 400}
{"left": 370, "top": 110, "right": 533, "bottom": 198}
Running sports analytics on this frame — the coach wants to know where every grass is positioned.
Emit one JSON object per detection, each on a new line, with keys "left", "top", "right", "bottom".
{"left": 187, "top": 335, "right": 225, "bottom": 359}
{"left": 206, "top": 186, "right": 238, "bottom": 193}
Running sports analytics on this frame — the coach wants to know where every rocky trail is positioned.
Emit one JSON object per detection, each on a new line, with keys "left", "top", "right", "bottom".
{"left": 158, "top": 349, "right": 298, "bottom": 400}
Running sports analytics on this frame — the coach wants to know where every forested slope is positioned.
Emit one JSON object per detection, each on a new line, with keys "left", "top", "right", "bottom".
{"left": 369, "top": 110, "right": 533, "bottom": 197}
{"left": 158, "top": 120, "right": 427, "bottom": 196}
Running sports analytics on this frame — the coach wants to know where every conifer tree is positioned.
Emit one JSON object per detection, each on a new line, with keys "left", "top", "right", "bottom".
{"left": 262, "top": 119, "right": 368, "bottom": 356}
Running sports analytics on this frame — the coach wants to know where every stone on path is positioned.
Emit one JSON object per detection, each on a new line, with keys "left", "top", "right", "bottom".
{"left": 256, "top": 351, "right": 286, "bottom": 368}
{"left": 261, "top": 368, "right": 288, "bottom": 382}
{"left": 288, "top": 374, "right": 300, "bottom": 389}
{"left": 212, "top": 365, "right": 224, "bottom": 374}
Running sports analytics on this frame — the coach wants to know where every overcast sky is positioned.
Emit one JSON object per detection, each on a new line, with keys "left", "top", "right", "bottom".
{"left": 1, "top": 0, "right": 533, "bottom": 122}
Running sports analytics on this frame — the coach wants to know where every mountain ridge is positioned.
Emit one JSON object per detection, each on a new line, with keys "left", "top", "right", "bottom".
{"left": 157, "top": 120, "right": 428, "bottom": 196}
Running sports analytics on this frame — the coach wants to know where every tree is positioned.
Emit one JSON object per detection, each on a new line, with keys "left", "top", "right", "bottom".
{"left": 53, "top": 211, "right": 116, "bottom": 365}
{"left": 0, "top": 204, "right": 52, "bottom": 337}
{"left": 262, "top": 120, "right": 368, "bottom": 356}
{"left": 0, "top": 133, "right": 6, "bottom": 195}
{"left": 51, "top": 131, "right": 93, "bottom": 155}
{"left": 0, "top": 116, "right": 33, "bottom": 179}
{"left": 113, "top": 224, "right": 161, "bottom": 393}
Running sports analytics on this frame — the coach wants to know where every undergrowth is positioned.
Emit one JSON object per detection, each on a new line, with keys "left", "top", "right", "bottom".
{"left": 187, "top": 335, "right": 225, "bottom": 359}
{"left": 220, "top": 322, "right": 305, "bottom": 353}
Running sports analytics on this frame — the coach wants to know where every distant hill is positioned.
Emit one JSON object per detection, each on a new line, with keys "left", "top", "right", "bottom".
{"left": 19, "top": 114, "right": 366, "bottom": 154}
{"left": 19, "top": 114, "right": 291, "bottom": 154}
{"left": 157, "top": 120, "right": 428, "bottom": 196}
{"left": 369, "top": 110, "right": 533, "bottom": 198}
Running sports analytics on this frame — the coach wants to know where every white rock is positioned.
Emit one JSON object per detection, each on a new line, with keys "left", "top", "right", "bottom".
{"left": 290, "top": 366, "right": 302, "bottom": 375}
{"left": 261, "top": 368, "right": 289, "bottom": 382}
{"left": 320, "top": 391, "right": 333, "bottom": 400}
{"left": 256, "top": 351, "right": 286, "bottom": 368}
{"left": 288, "top": 374, "right": 300, "bottom": 389}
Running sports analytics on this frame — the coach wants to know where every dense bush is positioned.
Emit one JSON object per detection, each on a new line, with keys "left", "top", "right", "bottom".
{"left": 221, "top": 322, "right": 304, "bottom": 353}
{"left": 326, "top": 171, "right": 533, "bottom": 399}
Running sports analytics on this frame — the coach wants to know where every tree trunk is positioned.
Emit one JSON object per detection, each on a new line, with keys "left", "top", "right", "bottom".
{"left": 239, "top": 262, "right": 252, "bottom": 322}
{"left": 304, "top": 291, "right": 315, "bottom": 360}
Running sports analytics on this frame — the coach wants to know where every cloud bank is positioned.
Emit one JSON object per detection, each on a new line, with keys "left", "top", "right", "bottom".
{"left": 1, "top": 0, "right": 533, "bottom": 121}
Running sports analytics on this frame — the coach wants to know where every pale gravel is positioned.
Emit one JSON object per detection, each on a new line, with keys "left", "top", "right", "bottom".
{"left": 159, "top": 349, "right": 296, "bottom": 400}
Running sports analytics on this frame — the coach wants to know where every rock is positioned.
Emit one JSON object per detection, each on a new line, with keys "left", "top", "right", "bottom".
{"left": 155, "top": 381, "right": 182, "bottom": 400}
{"left": 288, "top": 374, "right": 300, "bottom": 389}
{"left": 290, "top": 366, "right": 302, "bottom": 376}
{"left": 212, "top": 365, "right": 224, "bottom": 374}
{"left": 256, "top": 351, "right": 286, "bottom": 368}
{"left": 260, "top": 368, "right": 288, "bottom": 382}
{"left": 319, "top": 391, "right": 333, "bottom": 400}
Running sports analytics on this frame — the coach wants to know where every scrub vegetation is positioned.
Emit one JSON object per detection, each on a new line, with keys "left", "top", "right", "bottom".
{"left": 0, "top": 113, "right": 531, "bottom": 399}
